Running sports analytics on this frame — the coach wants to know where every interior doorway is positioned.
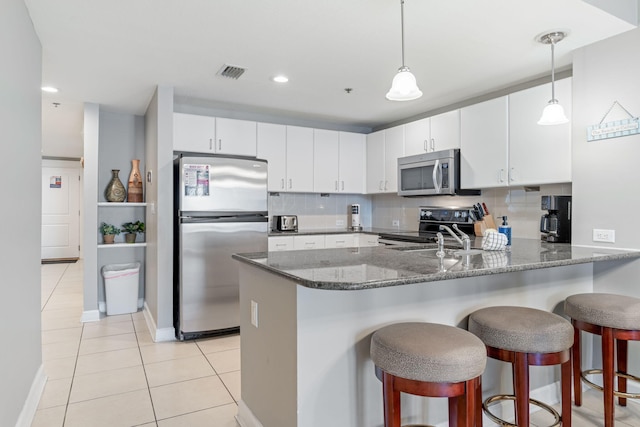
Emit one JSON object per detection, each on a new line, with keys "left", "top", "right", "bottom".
{"left": 41, "top": 159, "right": 82, "bottom": 261}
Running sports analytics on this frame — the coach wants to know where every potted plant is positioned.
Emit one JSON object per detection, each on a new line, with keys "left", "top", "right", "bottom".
{"left": 121, "top": 220, "right": 145, "bottom": 243}
{"left": 99, "top": 222, "right": 121, "bottom": 244}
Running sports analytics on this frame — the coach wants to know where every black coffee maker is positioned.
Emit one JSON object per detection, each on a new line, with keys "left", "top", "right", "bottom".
{"left": 540, "top": 195, "right": 572, "bottom": 243}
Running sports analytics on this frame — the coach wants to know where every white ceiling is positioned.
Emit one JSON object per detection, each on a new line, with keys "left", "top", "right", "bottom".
{"left": 26, "top": 0, "right": 637, "bottom": 157}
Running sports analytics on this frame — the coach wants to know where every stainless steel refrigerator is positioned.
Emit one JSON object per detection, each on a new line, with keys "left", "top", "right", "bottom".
{"left": 174, "top": 154, "right": 268, "bottom": 340}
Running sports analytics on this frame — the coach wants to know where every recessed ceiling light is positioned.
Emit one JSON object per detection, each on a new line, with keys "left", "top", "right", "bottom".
{"left": 272, "top": 75, "right": 289, "bottom": 83}
{"left": 41, "top": 86, "right": 59, "bottom": 93}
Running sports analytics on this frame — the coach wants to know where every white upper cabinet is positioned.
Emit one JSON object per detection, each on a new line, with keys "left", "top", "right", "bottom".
{"left": 366, "top": 127, "right": 403, "bottom": 193}
{"left": 173, "top": 113, "right": 257, "bottom": 156}
{"left": 257, "top": 123, "right": 287, "bottom": 192}
{"left": 286, "top": 126, "right": 314, "bottom": 192}
{"left": 430, "top": 110, "right": 460, "bottom": 151}
{"left": 508, "top": 78, "right": 572, "bottom": 185}
{"left": 338, "top": 132, "right": 365, "bottom": 193}
{"left": 313, "top": 129, "right": 340, "bottom": 193}
{"left": 366, "top": 130, "right": 385, "bottom": 193}
{"left": 215, "top": 117, "right": 257, "bottom": 157}
{"left": 404, "top": 118, "right": 430, "bottom": 155}
{"left": 460, "top": 96, "right": 509, "bottom": 189}
{"left": 173, "top": 113, "right": 216, "bottom": 153}
{"left": 383, "top": 125, "right": 404, "bottom": 193}
{"left": 404, "top": 110, "right": 460, "bottom": 156}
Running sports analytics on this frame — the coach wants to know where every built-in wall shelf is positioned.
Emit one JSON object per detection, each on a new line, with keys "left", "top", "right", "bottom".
{"left": 98, "top": 243, "right": 147, "bottom": 249}
{"left": 98, "top": 202, "right": 147, "bottom": 207}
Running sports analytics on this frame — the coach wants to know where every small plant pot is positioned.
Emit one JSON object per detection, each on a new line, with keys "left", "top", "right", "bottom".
{"left": 125, "top": 233, "right": 137, "bottom": 244}
{"left": 103, "top": 234, "right": 116, "bottom": 244}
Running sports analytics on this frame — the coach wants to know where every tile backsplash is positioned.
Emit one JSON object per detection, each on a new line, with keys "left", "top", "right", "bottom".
{"left": 269, "top": 183, "right": 571, "bottom": 238}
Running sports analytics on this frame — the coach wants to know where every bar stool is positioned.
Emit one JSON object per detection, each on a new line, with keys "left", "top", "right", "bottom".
{"left": 370, "top": 322, "right": 487, "bottom": 427}
{"left": 468, "top": 306, "right": 573, "bottom": 427}
{"left": 564, "top": 293, "right": 640, "bottom": 427}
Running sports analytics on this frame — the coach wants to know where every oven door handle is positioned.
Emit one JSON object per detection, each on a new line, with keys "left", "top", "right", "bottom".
{"left": 432, "top": 159, "right": 442, "bottom": 194}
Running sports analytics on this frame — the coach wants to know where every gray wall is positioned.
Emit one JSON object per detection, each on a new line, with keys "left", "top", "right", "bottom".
{"left": 0, "top": 0, "right": 43, "bottom": 425}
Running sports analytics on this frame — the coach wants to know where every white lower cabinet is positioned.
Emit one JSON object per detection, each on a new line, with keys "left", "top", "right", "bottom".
{"left": 293, "top": 235, "right": 325, "bottom": 250}
{"left": 324, "top": 234, "right": 357, "bottom": 248}
{"left": 268, "top": 236, "right": 294, "bottom": 252}
{"left": 357, "top": 234, "right": 379, "bottom": 247}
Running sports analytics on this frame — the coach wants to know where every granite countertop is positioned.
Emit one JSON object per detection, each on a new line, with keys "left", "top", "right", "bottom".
{"left": 268, "top": 227, "right": 402, "bottom": 237}
{"left": 233, "top": 238, "right": 640, "bottom": 291}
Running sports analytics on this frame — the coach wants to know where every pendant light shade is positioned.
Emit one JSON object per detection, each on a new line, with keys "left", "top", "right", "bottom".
{"left": 386, "top": 0, "right": 422, "bottom": 101}
{"left": 537, "top": 31, "right": 568, "bottom": 125}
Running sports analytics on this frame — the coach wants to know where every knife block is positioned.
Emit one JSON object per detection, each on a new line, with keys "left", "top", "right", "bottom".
{"left": 474, "top": 215, "right": 497, "bottom": 236}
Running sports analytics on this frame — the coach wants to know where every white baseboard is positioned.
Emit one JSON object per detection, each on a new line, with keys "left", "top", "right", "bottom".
{"left": 143, "top": 302, "right": 175, "bottom": 342}
{"left": 80, "top": 309, "right": 100, "bottom": 322}
{"left": 14, "top": 365, "right": 47, "bottom": 427}
{"left": 236, "top": 400, "right": 264, "bottom": 427}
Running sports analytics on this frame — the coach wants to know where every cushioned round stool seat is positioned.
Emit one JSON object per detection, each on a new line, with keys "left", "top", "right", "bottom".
{"left": 565, "top": 293, "right": 640, "bottom": 427}
{"left": 371, "top": 322, "right": 487, "bottom": 427}
{"left": 565, "top": 293, "right": 640, "bottom": 330}
{"left": 371, "top": 322, "right": 487, "bottom": 383}
{"left": 468, "top": 306, "right": 574, "bottom": 353}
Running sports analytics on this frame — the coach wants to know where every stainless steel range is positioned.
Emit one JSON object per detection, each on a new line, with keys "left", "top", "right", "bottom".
{"left": 379, "top": 206, "right": 475, "bottom": 245}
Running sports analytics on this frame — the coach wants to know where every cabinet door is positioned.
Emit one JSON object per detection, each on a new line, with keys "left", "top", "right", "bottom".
{"left": 173, "top": 113, "right": 215, "bottom": 153}
{"left": 357, "top": 234, "right": 379, "bottom": 247}
{"left": 325, "top": 234, "right": 357, "bottom": 248}
{"left": 338, "top": 132, "right": 365, "bottom": 193}
{"left": 215, "top": 117, "right": 257, "bottom": 157}
{"left": 460, "top": 96, "right": 509, "bottom": 189}
{"left": 430, "top": 110, "right": 460, "bottom": 151}
{"left": 293, "top": 235, "right": 325, "bottom": 250}
{"left": 257, "top": 123, "right": 287, "bottom": 192}
{"left": 509, "top": 78, "right": 572, "bottom": 185}
{"left": 384, "top": 125, "right": 404, "bottom": 192}
{"left": 404, "top": 118, "right": 430, "bottom": 155}
{"left": 366, "top": 130, "right": 385, "bottom": 193}
{"left": 268, "top": 236, "right": 294, "bottom": 251}
{"left": 286, "top": 126, "right": 314, "bottom": 192}
{"left": 313, "top": 129, "right": 340, "bottom": 193}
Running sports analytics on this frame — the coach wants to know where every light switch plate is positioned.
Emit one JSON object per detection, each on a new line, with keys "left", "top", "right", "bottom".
{"left": 392, "top": 220, "right": 400, "bottom": 227}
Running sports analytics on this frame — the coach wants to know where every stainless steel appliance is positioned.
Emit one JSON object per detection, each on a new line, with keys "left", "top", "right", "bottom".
{"left": 174, "top": 154, "right": 268, "bottom": 340}
{"left": 540, "top": 195, "right": 572, "bottom": 243}
{"left": 349, "top": 204, "right": 362, "bottom": 231}
{"left": 378, "top": 206, "right": 475, "bottom": 245}
{"left": 397, "top": 149, "right": 480, "bottom": 197}
{"left": 272, "top": 215, "right": 298, "bottom": 232}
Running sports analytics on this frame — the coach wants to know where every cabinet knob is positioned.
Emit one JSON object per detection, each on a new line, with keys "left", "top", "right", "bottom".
{"left": 341, "top": 181, "right": 344, "bottom": 191}
{"left": 281, "top": 178, "right": 285, "bottom": 189}
{"left": 288, "top": 179, "right": 292, "bottom": 189}
{"left": 218, "top": 139, "right": 222, "bottom": 151}
{"left": 335, "top": 181, "right": 338, "bottom": 191}
{"left": 430, "top": 138, "right": 435, "bottom": 152}
{"left": 209, "top": 138, "right": 213, "bottom": 151}
{"left": 499, "top": 169, "right": 505, "bottom": 183}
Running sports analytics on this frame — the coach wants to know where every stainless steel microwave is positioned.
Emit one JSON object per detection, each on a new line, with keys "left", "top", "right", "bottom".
{"left": 397, "top": 149, "right": 479, "bottom": 196}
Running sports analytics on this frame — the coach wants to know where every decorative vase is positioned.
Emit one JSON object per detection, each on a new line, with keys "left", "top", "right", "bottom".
{"left": 103, "top": 234, "right": 115, "bottom": 244}
{"left": 105, "top": 169, "right": 126, "bottom": 202}
{"left": 127, "top": 159, "right": 143, "bottom": 203}
{"left": 125, "top": 233, "right": 137, "bottom": 244}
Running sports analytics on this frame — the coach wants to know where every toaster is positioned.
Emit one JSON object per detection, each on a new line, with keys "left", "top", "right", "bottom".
{"left": 273, "top": 215, "right": 298, "bottom": 232}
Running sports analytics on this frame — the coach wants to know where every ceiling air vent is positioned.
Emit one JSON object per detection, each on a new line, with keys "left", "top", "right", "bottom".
{"left": 217, "top": 64, "right": 246, "bottom": 80}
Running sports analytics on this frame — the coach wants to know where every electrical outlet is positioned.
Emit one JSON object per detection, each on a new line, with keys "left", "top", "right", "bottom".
{"left": 392, "top": 220, "right": 400, "bottom": 227}
{"left": 593, "top": 229, "right": 615, "bottom": 243}
{"left": 336, "top": 219, "right": 344, "bottom": 227}
{"left": 251, "top": 300, "right": 259, "bottom": 327}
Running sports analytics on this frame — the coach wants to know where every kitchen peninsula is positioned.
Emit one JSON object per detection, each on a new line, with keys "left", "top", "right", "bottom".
{"left": 233, "top": 240, "right": 640, "bottom": 427}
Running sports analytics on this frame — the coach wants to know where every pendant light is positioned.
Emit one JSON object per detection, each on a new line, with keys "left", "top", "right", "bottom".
{"left": 537, "top": 31, "right": 569, "bottom": 125}
{"left": 386, "top": 0, "right": 422, "bottom": 101}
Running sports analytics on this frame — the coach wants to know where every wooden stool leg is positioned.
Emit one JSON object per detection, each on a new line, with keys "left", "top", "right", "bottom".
{"left": 466, "top": 378, "right": 478, "bottom": 427}
{"left": 448, "top": 394, "right": 461, "bottom": 427}
{"left": 572, "top": 322, "right": 582, "bottom": 406}
{"left": 514, "top": 352, "right": 530, "bottom": 427}
{"left": 476, "top": 376, "right": 483, "bottom": 427}
{"left": 382, "top": 372, "right": 401, "bottom": 427}
{"left": 602, "top": 327, "right": 615, "bottom": 427}
{"left": 561, "top": 358, "right": 572, "bottom": 427}
{"left": 617, "top": 338, "right": 628, "bottom": 407}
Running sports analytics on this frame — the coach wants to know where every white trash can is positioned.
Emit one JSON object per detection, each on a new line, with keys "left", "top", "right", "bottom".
{"left": 102, "top": 262, "right": 140, "bottom": 315}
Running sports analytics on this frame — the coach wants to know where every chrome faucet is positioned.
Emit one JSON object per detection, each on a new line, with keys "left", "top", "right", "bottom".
{"left": 439, "top": 224, "right": 471, "bottom": 251}
{"left": 436, "top": 232, "right": 445, "bottom": 257}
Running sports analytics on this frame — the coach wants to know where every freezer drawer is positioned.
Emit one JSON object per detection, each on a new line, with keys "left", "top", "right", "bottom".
{"left": 178, "top": 220, "right": 267, "bottom": 337}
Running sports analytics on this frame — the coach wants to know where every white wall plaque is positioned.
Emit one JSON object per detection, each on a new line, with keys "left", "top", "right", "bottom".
{"left": 587, "top": 101, "right": 639, "bottom": 141}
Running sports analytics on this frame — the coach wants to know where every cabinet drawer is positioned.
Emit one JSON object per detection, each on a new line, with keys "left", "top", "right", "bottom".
{"left": 324, "top": 234, "right": 357, "bottom": 248}
{"left": 268, "top": 236, "right": 294, "bottom": 251}
{"left": 293, "top": 235, "right": 325, "bottom": 250}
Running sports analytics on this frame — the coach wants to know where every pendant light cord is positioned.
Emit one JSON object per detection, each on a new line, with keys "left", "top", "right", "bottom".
{"left": 550, "top": 38, "right": 556, "bottom": 102}
{"left": 400, "top": 0, "right": 406, "bottom": 67}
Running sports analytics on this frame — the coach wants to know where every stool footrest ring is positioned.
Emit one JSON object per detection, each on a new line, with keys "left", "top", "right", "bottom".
{"left": 581, "top": 368, "right": 640, "bottom": 399}
{"left": 483, "top": 394, "right": 562, "bottom": 427}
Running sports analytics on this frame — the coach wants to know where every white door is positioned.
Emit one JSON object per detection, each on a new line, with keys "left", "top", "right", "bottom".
{"left": 42, "top": 163, "right": 81, "bottom": 260}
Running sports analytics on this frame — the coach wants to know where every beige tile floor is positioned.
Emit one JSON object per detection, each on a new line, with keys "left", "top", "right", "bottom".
{"left": 34, "top": 261, "right": 240, "bottom": 427}
{"left": 34, "top": 261, "right": 640, "bottom": 426}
